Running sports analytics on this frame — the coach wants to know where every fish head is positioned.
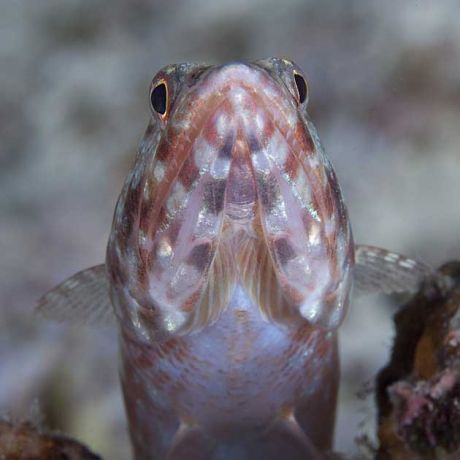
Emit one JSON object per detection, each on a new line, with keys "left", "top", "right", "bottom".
{"left": 106, "top": 58, "right": 354, "bottom": 340}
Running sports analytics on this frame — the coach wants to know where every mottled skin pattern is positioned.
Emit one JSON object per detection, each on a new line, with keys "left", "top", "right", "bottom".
{"left": 106, "top": 58, "right": 353, "bottom": 459}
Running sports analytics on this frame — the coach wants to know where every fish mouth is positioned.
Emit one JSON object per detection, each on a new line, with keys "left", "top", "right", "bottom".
{"left": 162, "top": 62, "right": 313, "bottom": 221}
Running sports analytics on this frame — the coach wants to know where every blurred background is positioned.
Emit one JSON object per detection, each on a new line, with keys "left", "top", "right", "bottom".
{"left": 1, "top": 1, "right": 460, "bottom": 458}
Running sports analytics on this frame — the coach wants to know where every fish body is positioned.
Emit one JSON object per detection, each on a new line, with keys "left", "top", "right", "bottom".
{"left": 39, "top": 58, "right": 437, "bottom": 459}
{"left": 106, "top": 59, "right": 352, "bottom": 458}
{"left": 120, "top": 289, "right": 338, "bottom": 459}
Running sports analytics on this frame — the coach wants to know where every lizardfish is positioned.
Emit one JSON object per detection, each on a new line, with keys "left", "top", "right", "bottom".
{"left": 39, "top": 58, "right": 436, "bottom": 459}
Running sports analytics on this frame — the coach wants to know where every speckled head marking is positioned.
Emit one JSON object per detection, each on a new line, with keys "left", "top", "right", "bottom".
{"left": 106, "top": 58, "right": 353, "bottom": 338}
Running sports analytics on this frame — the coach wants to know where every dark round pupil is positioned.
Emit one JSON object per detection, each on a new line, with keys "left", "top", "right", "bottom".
{"left": 294, "top": 73, "right": 307, "bottom": 104}
{"left": 151, "top": 83, "right": 167, "bottom": 115}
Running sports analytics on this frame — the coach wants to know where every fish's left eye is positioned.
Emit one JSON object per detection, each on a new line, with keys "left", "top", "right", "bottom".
{"left": 150, "top": 80, "right": 168, "bottom": 117}
{"left": 293, "top": 72, "right": 308, "bottom": 104}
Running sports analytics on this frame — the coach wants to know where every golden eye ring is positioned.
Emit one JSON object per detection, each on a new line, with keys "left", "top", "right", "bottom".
{"left": 150, "top": 79, "right": 169, "bottom": 119}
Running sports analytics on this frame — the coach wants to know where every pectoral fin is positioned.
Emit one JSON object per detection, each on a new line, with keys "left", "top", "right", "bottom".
{"left": 36, "top": 264, "right": 115, "bottom": 326}
{"left": 353, "top": 244, "right": 444, "bottom": 297}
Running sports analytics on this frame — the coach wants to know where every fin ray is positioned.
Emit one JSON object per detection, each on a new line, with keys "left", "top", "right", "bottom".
{"left": 353, "top": 244, "right": 435, "bottom": 297}
{"left": 36, "top": 265, "right": 115, "bottom": 326}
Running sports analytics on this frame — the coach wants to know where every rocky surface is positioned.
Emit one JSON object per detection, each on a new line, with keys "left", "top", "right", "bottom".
{"left": 0, "top": 419, "right": 102, "bottom": 460}
{"left": 376, "top": 262, "right": 460, "bottom": 458}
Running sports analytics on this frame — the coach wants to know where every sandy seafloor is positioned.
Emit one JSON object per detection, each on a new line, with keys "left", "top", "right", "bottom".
{"left": 1, "top": 1, "right": 460, "bottom": 458}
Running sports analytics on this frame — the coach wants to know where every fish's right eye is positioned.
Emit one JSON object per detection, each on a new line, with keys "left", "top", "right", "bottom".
{"left": 293, "top": 71, "right": 308, "bottom": 105}
{"left": 150, "top": 80, "right": 168, "bottom": 117}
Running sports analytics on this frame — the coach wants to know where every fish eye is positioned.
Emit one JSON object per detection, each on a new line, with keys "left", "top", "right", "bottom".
{"left": 150, "top": 80, "right": 168, "bottom": 117}
{"left": 293, "top": 72, "right": 308, "bottom": 104}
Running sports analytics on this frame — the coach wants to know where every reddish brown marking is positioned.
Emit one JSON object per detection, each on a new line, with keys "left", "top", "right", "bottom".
{"left": 300, "top": 212, "right": 317, "bottom": 236}
{"left": 290, "top": 323, "right": 315, "bottom": 344}
{"left": 171, "top": 340, "right": 191, "bottom": 362}
{"left": 310, "top": 179, "right": 329, "bottom": 222}
{"left": 120, "top": 191, "right": 141, "bottom": 241}
{"left": 283, "top": 148, "right": 301, "bottom": 181}
{"left": 142, "top": 205, "right": 176, "bottom": 265}
{"left": 133, "top": 258, "right": 151, "bottom": 299}
{"left": 134, "top": 349, "right": 156, "bottom": 369}
{"left": 177, "top": 153, "right": 200, "bottom": 190}
{"left": 179, "top": 289, "right": 204, "bottom": 314}
{"left": 155, "top": 137, "right": 171, "bottom": 162}
{"left": 157, "top": 337, "right": 180, "bottom": 355}
{"left": 155, "top": 370, "right": 173, "bottom": 385}
{"left": 202, "top": 114, "right": 220, "bottom": 146}
{"left": 300, "top": 124, "right": 315, "bottom": 153}
{"left": 257, "top": 117, "right": 275, "bottom": 149}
